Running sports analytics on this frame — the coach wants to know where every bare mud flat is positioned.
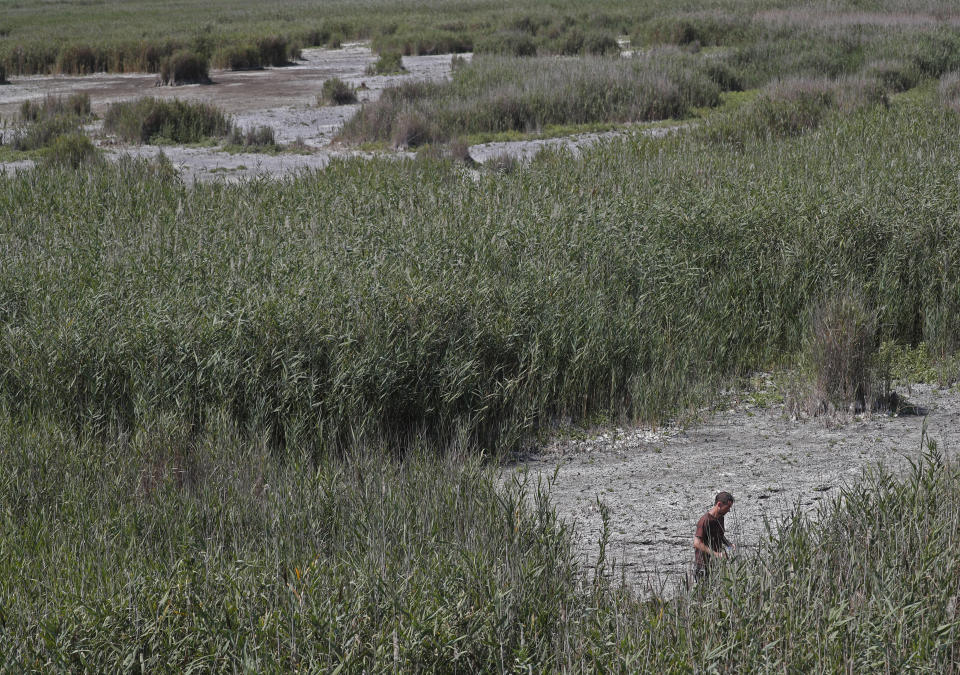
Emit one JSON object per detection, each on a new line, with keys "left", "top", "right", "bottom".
{"left": 0, "top": 43, "right": 653, "bottom": 181}
{"left": 511, "top": 383, "right": 960, "bottom": 594}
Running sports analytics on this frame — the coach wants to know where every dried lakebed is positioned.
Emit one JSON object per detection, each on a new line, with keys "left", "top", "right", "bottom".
{"left": 0, "top": 43, "right": 661, "bottom": 180}
{"left": 511, "top": 383, "right": 960, "bottom": 594}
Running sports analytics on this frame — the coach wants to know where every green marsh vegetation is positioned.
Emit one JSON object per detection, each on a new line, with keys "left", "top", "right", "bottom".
{"left": 341, "top": 50, "right": 722, "bottom": 146}
{"left": 6, "top": 0, "right": 960, "bottom": 668}
{"left": 317, "top": 77, "right": 358, "bottom": 106}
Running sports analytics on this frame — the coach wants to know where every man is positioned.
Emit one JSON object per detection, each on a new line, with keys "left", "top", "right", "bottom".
{"left": 692, "top": 491, "right": 735, "bottom": 582}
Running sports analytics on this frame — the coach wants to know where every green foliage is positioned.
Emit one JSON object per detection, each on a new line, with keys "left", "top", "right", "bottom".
{"left": 158, "top": 50, "right": 210, "bottom": 85}
{"left": 318, "top": 77, "right": 357, "bottom": 105}
{"left": 12, "top": 115, "right": 82, "bottom": 151}
{"left": 702, "top": 76, "right": 886, "bottom": 144}
{"left": 342, "top": 51, "right": 721, "bottom": 145}
{"left": 103, "top": 97, "right": 233, "bottom": 144}
{"left": 5, "top": 102, "right": 960, "bottom": 453}
{"left": 875, "top": 341, "right": 939, "bottom": 386}
{"left": 40, "top": 133, "right": 101, "bottom": 169}
{"left": 366, "top": 51, "right": 406, "bottom": 75}
{"left": 474, "top": 30, "right": 537, "bottom": 57}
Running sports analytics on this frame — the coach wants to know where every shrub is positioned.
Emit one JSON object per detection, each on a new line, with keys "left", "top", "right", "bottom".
{"left": 257, "top": 36, "right": 291, "bottom": 67}
{"left": 318, "top": 77, "right": 357, "bottom": 105}
{"left": 40, "top": 133, "right": 100, "bottom": 168}
{"left": 103, "top": 97, "right": 232, "bottom": 144}
{"left": 0, "top": 64, "right": 7, "bottom": 84}
{"left": 158, "top": 50, "right": 210, "bottom": 85}
{"left": 366, "top": 51, "right": 406, "bottom": 75}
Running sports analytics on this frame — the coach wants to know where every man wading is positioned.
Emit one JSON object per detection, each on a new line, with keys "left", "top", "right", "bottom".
{"left": 692, "top": 491, "right": 735, "bottom": 582}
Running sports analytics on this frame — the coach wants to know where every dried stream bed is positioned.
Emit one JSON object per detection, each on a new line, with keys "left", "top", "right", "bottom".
{"left": 511, "top": 383, "right": 960, "bottom": 594}
{"left": 0, "top": 43, "right": 649, "bottom": 180}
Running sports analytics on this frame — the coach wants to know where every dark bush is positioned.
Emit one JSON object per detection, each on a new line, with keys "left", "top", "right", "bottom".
{"left": 158, "top": 50, "right": 210, "bottom": 85}
{"left": 41, "top": 133, "right": 101, "bottom": 168}
{"left": 318, "top": 77, "right": 357, "bottom": 105}
{"left": 257, "top": 36, "right": 291, "bottom": 67}
{"left": 0, "top": 64, "right": 9, "bottom": 85}
{"left": 103, "top": 97, "right": 232, "bottom": 143}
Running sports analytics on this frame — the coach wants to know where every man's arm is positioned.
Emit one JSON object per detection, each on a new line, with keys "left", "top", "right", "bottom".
{"left": 693, "top": 536, "right": 726, "bottom": 559}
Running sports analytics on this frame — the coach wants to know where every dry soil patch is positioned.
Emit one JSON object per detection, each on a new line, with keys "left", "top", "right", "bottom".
{"left": 511, "top": 383, "right": 960, "bottom": 594}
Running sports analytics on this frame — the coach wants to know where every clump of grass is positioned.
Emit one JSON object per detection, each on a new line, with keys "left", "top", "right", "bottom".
{"left": 341, "top": 51, "right": 720, "bottom": 145}
{"left": 635, "top": 11, "right": 753, "bottom": 48}
{"left": 938, "top": 71, "right": 960, "bottom": 113}
{"left": 226, "top": 124, "right": 278, "bottom": 150}
{"left": 10, "top": 94, "right": 94, "bottom": 152}
{"left": 474, "top": 30, "right": 537, "bottom": 57}
{"left": 103, "top": 97, "right": 232, "bottom": 144}
{"left": 317, "top": 77, "right": 357, "bottom": 105}
{"left": 19, "top": 93, "right": 92, "bottom": 122}
{"left": 806, "top": 290, "right": 878, "bottom": 415}
{"left": 366, "top": 51, "right": 406, "bottom": 75}
{"left": 210, "top": 45, "right": 263, "bottom": 71}
{"left": 703, "top": 75, "right": 886, "bottom": 144}
{"left": 158, "top": 50, "right": 210, "bottom": 85}
{"left": 863, "top": 59, "right": 918, "bottom": 93}
{"left": 40, "top": 132, "right": 101, "bottom": 169}
{"left": 371, "top": 29, "right": 472, "bottom": 56}
{"left": 12, "top": 115, "right": 83, "bottom": 151}
{"left": 0, "top": 64, "right": 8, "bottom": 85}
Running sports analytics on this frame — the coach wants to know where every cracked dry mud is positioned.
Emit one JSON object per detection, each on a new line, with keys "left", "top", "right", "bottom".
{"left": 510, "top": 383, "right": 960, "bottom": 594}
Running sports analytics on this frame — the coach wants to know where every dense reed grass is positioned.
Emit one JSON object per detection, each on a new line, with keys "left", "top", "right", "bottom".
{"left": 1, "top": 407, "right": 956, "bottom": 669}
{"left": 318, "top": 78, "right": 358, "bottom": 105}
{"left": 4, "top": 0, "right": 960, "bottom": 78}
{"left": 341, "top": 51, "right": 722, "bottom": 145}
{"left": 102, "top": 98, "right": 233, "bottom": 144}
{"left": 3, "top": 98, "right": 960, "bottom": 457}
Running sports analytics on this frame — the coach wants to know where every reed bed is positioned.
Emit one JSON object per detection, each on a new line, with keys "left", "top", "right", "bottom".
{"left": 3, "top": 99, "right": 960, "bottom": 457}
{"left": 341, "top": 51, "right": 722, "bottom": 145}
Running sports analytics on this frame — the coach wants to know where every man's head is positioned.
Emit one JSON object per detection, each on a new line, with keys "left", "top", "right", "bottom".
{"left": 714, "top": 491, "right": 734, "bottom": 515}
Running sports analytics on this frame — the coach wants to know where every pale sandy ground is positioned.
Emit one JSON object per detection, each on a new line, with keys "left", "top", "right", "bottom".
{"left": 509, "top": 382, "right": 959, "bottom": 595}
{"left": 0, "top": 43, "right": 657, "bottom": 181}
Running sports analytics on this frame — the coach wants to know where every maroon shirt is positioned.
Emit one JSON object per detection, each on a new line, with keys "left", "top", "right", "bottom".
{"left": 693, "top": 511, "right": 728, "bottom": 568}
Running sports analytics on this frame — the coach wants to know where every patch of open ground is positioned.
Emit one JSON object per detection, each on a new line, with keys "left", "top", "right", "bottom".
{"left": 512, "top": 383, "right": 960, "bottom": 594}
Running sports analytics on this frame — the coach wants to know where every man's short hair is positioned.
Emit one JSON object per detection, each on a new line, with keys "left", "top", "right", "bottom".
{"left": 714, "top": 491, "right": 734, "bottom": 505}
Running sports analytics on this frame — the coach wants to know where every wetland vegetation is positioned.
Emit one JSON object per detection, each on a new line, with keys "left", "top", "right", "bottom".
{"left": 3, "top": 0, "right": 960, "bottom": 669}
